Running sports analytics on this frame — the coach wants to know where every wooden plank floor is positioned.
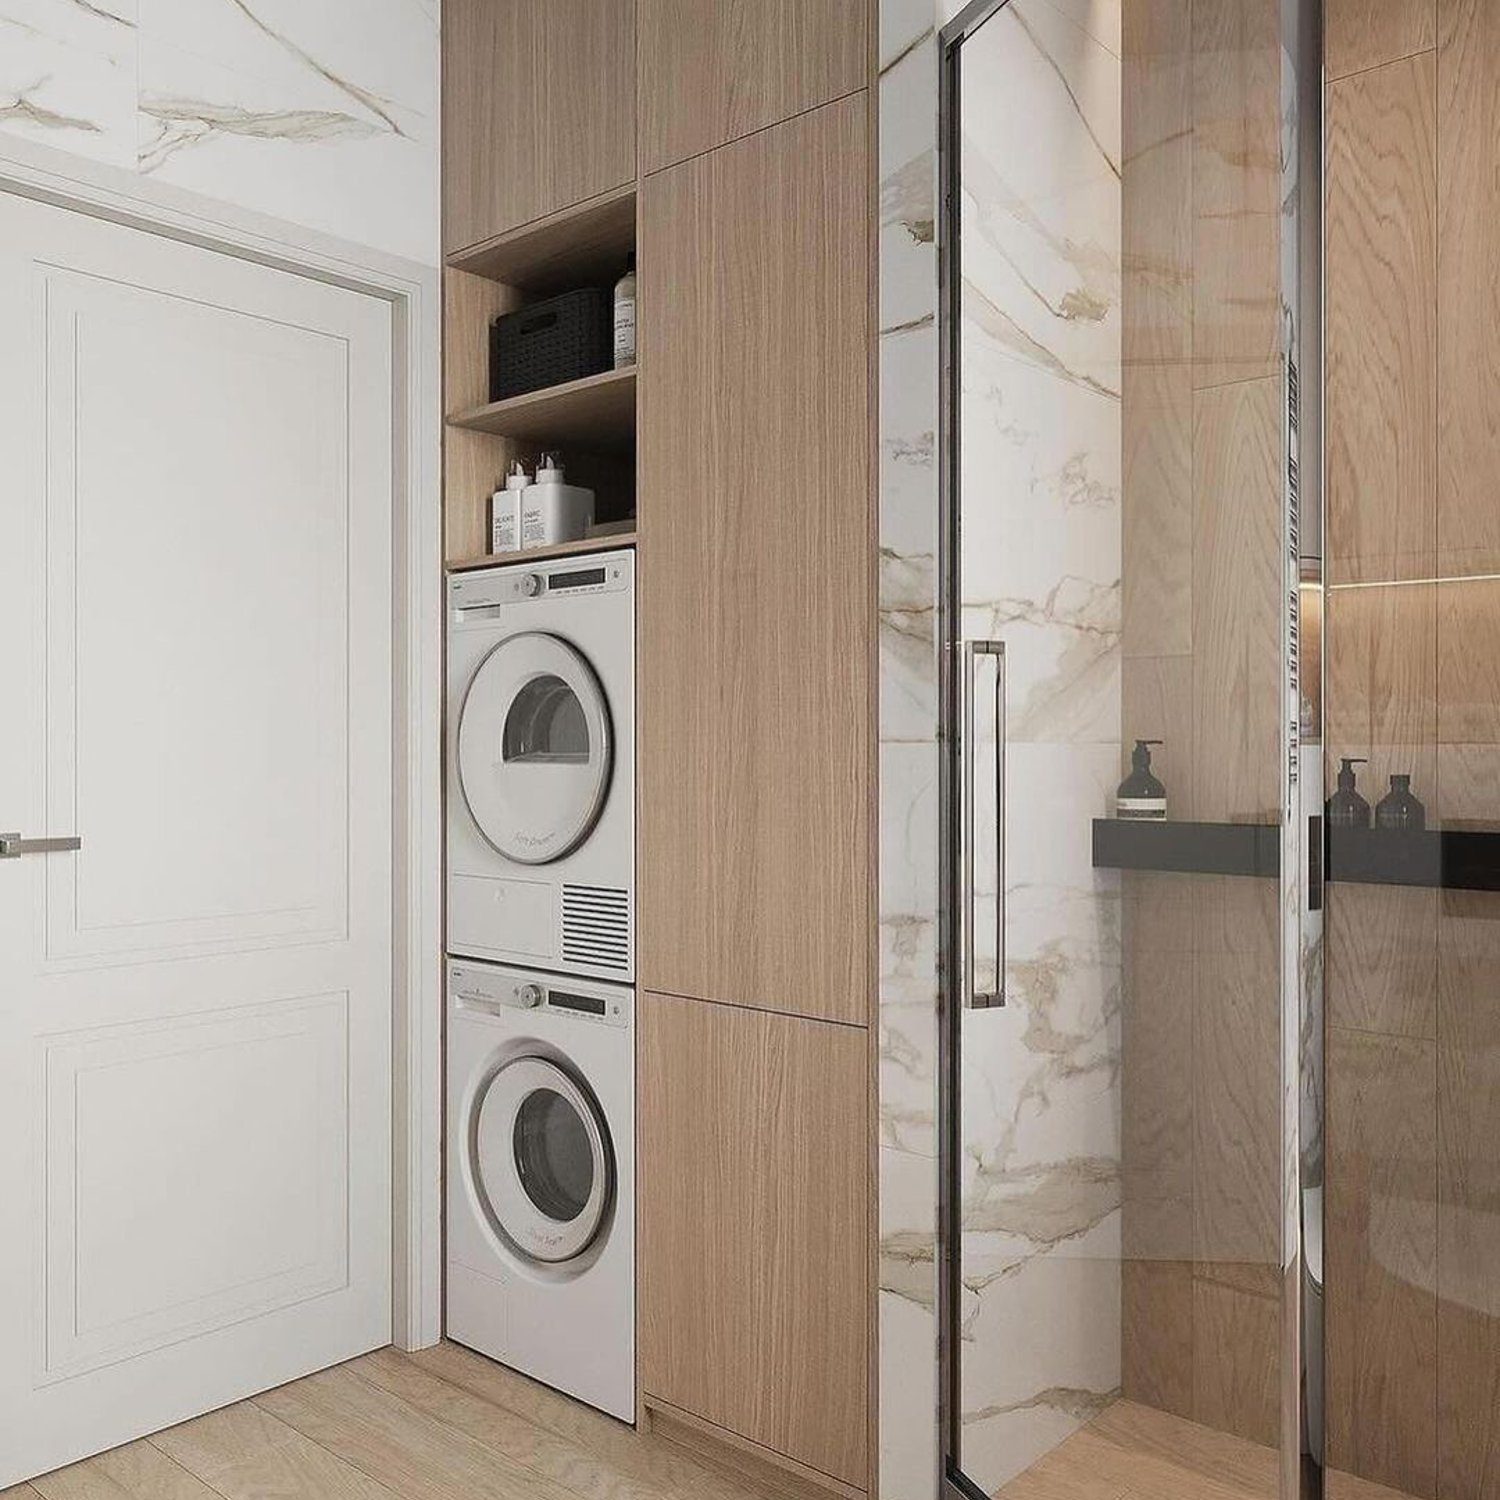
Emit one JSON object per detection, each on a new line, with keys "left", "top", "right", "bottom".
{"left": 995, "top": 1401, "right": 1421, "bottom": 1500}
{"left": 5, "top": 1342, "right": 802, "bottom": 1500}
{"left": 6, "top": 1356, "right": 1425, "bottom": 1500}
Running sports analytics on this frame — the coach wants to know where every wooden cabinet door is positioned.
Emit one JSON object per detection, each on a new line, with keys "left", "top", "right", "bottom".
{"left": 639, "top": 993, "right": 869, "bottom": 1488}
{"left": 639, "top": 0, "right": 868, "bottom": 174}
{"left": 639, "top": 94, "right": 871, "bottom": 1028}
{"left": 443, "top": 0, "right": 635, "bottom": 252}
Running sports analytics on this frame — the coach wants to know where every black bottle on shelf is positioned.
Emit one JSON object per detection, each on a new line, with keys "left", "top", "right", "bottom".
{"left": 1375, "top": 773, "right": 1426, "bottom": 832}
{"left": 1117, "top": 740, "right": 1167, "bottom": 820}
{"left": 1327, "top": 757, "right": 1371, "bottom": 830}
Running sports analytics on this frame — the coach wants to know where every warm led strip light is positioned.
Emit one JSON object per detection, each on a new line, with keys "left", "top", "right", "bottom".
{"left": 1327, "top": 572, "right": 1500, "bottom": 591}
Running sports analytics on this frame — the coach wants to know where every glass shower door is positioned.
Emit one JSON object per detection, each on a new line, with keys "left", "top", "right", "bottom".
{"left": 938, "top": 0, "right": 1307, "bottom": 1494}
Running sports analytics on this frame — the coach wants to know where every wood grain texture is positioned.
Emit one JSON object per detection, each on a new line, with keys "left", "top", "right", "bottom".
{"left": 1191, "top": 379, "right": 1282, "bottom": 824}
{"left": 1326, "top": 55, "right": 1438, "bottom": 586}
{"left": 638, "top": 96, "right": 872, "bottom": 1025}
{"left": 999, "top": 1398, "right": 1279, "bottom": 1499}
{"left": 1325, "top": 581, "right": 1437, "bottom": 794}
{"left": 442, "top": 0, "right": 635, "bottom": 252}
{"left": 1190, "top": 1277, "right": 1280, "bottom": 1448}
{"left": 1122, "top": 0, "right": 1193, "bottom": 658}
{"left": 1327, "top": 883, "right": 1438, "bottom": 1038}
{"left": 1436, "top": 893, "right": 1500, "bottom": 1500}
{"left": 1122, "top": 1260, "right": 1196, "bottom": 1422}
{"left": 24, "top": 1344, "right": 816, "bottom": 1500}
{"left": 638, "top": 0, "right": 868, "bottom": 176}
{"left": 1326, "top": 0, "right": 1435, "bottom": 81}
{"left": 447, "top": 184, "right": 637, "bottom": 293}
{"left": 1326, "top": 1026, "right": 1438, "bottom": 1497}
{"left": 449, "top": 368, "right": 637, "bottom": 451}
{"left": 1190, "top": 0, "right": 1281, "bottom": 389}
{"left": 645, "top": 1400, "right": 864, "bottom": 1500}
{"left": 29, "top": 1446, "right": 219, "bottom": 1500}
{"left": 444, "top": 268, "right": 519, "bottom": 562}
{"left": 638, "top": 993, "right": 869, "bottom": 1489}
{"left": 1437, "top": 578, "right": 1500, "bottom": 745}
{"left": 1191, "top": 878, "right": 1280, "bottom": 1277}
{"left": 1436, "top": 0, "right": 1500, "bottom": 578}
{"left": 1328, "top": 1471, "right": 1429, "bottom": 1500}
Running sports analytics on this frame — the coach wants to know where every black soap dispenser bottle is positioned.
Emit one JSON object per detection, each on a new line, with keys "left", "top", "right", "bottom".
{"left": 1117, "top": 740, "right": 1167, "bottom": 820}
{"left": 1328, "top": 757, "right": 1371, "bottom": 830}
{"left": 1375, "top": 773, "right": 1426, "bottom": 832}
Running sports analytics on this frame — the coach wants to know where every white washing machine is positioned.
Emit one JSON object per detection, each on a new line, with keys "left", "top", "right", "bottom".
{"left": 447, "top": 550, "right": 633, "bottom": 980}
{"left": 446, "top": 959, "right": 634, "bottom": 1422}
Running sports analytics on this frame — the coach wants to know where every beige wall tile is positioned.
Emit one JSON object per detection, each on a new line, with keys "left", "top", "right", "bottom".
{"left": 1437, "top": 0, "right": 1500, "bottom": 577}
{"left": 1326, "top": 55, "right": 1438, "bottom": 586}
{"left": 1191, "top": 1277, "right": 1280, "bottom": 1447}
{"left": 1326, "top": 0, "right": 1436, "bottom": 81}
{"left": 1327, "top": 884, "right": 1438, "bottom": 1038}
{"left": 1436, "top": 893, "right": 1500, "bottom": 1499}
{"left": 1326, "top": 1027, "right": 1438, "bottom": 1498}
{"left": 1190, "top": 0, "right": 1281, "bottom": 389}
{"left": 1191, "top": 381, "right": 1283, "bottom": 824}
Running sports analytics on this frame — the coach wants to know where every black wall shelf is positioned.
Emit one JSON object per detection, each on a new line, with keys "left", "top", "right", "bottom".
{"left": 1091, "top": 819, "right": 1281, "bottom": 879}
{"left": 1092, "top": 818, "right": 1500, "bottom": 892}
{"left": 1327, "top": 827, "right": 1500, "bottom": 892}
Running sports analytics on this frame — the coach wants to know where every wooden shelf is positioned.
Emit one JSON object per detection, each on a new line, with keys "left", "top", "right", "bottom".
{"left": 447, "top": 367, "right": 636, "bottom": 451}
{"left": 447, "top": 531, "right": 637, "bottom": 573}
{"left": 1092, "top": 818, "right": 1282, "bottom": 879}
{"left": 446, "top": 184, "right": 636, "bottom": 294}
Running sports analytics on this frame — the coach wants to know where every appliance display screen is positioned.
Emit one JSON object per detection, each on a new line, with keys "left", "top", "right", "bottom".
{"left": 549, "top": 567, "right": 606, "bottom": 590}
{"left": 550, "top": 990, "right": 607, "bottom": 1016}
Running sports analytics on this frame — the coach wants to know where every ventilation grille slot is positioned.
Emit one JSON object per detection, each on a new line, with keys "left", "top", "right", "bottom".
{"left": 562, "top": 885, "right": 631, "bottom": 972}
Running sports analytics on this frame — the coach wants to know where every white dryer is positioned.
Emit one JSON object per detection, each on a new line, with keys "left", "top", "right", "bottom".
{"left": 446, "top": 960, "right": 634, "bottom": 1422}
{"left": 447, "top": 550, "right": 633, "bottom": 980}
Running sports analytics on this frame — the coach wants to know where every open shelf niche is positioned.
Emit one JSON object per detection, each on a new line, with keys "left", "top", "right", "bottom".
{"left": 443, "top": 184, "right": 638, "bottom": 566}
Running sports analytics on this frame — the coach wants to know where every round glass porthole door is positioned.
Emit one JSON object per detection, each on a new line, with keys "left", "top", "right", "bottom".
{"left": 471, "top": 1055, "right": 613, "bottom": 1264}
{"left": 458, "top": 631, "right": 613, "bottom": 864}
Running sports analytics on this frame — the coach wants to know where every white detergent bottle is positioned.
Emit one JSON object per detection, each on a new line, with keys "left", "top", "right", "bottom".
{"left": 521, "top": 452, "right": 594, "bottom": 549}
{"left": 490, "top": 459, "right": 530, "bottom": 554}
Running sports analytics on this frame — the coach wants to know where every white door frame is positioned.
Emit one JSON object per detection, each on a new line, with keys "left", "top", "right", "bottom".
{"left": 0, "top": 132, "right": 444, "bottom": 1353}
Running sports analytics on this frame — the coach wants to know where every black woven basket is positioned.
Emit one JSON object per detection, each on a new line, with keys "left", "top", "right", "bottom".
{"left": 489, "top": 287, "right": 611, "bottom": 401}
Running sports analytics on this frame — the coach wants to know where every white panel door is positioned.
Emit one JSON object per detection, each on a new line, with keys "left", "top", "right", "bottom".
{"left": 0, "top": 190, "right": 395, "bottom": 1486}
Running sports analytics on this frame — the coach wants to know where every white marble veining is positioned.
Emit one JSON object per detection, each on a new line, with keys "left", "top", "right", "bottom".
{"left": 878, "top": 7, "right": 943, "bottom": 1498}
{"left": 952, "top": 3, "right": 1122, "bottom": 1486}
{"left": 0, "top": 0, "right": 438, "bottom": 263}
{"left": 878, "top": 0, "right": 1125, "bottom": 1494}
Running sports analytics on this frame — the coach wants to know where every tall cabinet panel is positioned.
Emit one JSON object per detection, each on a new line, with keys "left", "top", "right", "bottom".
{"left": 638, "top": 0, "right": 868, "bottom": 173}
{"left": 638, "top": 94, "right": 872, "bottom": 1028}
{"left": 443, "top": 0, "right": 636, "bottom": 252}
{"left": 639, "top": 992, "right": 870, "bottom": 1489}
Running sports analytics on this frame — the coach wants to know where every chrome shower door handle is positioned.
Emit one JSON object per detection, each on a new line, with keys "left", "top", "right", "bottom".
{"left": 0, "top": 832, "right": 82, "bottom": 859}
{"left": 961, "top": 640, "right": 1005, "bottom": 1008}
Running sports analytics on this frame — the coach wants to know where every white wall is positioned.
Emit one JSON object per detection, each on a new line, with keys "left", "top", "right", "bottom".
{"left": 0, "top": 0, "right": 439, "bottom": 265}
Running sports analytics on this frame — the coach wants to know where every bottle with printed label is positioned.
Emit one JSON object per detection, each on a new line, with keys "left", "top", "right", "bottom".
{"left": 490, "top": 461, "right": 529, "bottom": 554}
{"left": 521, "top": 453, "right": 595, "bottom": 549}
{"left": 613, "top": 252, "right": 637, "bottom": 370}
{"left": 1116, "top": 740, "right": 1167, "bottom": 820}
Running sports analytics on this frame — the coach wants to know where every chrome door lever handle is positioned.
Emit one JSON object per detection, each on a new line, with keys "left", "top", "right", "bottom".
{"left": 0, "top": 832, "right": 82, "bottom": 858}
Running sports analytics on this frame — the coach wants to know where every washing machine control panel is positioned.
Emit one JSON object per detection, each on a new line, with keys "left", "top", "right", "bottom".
{"left": 449, "top": 963, "right": 630, "bottom": 1028}
{"left": 449, "top": 551, "right": 632, "bottom": 617}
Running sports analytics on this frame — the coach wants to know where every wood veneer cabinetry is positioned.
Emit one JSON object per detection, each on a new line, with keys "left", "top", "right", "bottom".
{"left": 638, "top": 94, "right": 872, "bottom": 1027}
{"left": 638, "top": 0, "right": 868, "bottom": 174}
{"left": 442, "top": 0, "right": 635, "bottom": 253}
{"left": 639, "top": 992, "right": 869, "bottom": 1491}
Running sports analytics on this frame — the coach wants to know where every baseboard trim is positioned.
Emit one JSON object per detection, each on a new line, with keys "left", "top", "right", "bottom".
{"left": 642, "top": 1394, "right": 867, "bottom": 1500}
